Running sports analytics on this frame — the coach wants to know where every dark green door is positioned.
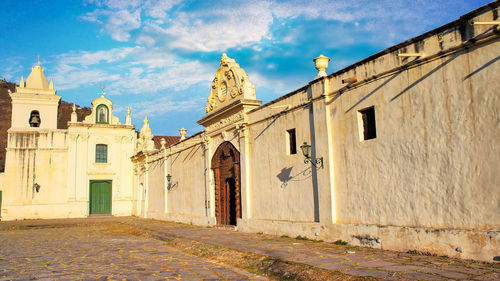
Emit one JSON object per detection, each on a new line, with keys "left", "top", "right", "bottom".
{"left": 89, "top": 180, "right": 112, "bottom": 215}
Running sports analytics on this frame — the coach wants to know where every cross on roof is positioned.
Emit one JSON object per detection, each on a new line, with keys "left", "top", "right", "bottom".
{"left": 100, "top": 84, "right": 106, "bottom": 96}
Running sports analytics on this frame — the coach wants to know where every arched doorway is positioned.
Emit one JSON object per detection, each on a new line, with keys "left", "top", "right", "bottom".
{"left": 212, "top": 141, "right": 241, "bottom": 226}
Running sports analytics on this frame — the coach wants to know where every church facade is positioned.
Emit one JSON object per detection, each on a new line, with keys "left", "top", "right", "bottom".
{"left": 0, "top": 64, "right": 137, "bottom": 219}
{"left": 1, "top": 3, "right": 499, "bottom": 262}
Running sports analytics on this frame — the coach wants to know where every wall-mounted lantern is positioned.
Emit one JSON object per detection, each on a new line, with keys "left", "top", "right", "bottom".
{"left": 300, "top": 142, "right": 323, "bottom": 169}
{"left": 166, "top": 174, "right": 177, "bottom": 190}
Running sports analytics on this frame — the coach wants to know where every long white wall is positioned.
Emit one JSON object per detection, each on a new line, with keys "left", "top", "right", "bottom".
{"left": 136, "top": 4, "right": 499, "bottom": 261}
{"left": 331, "top": 40, "right": 500, "bottom": 230}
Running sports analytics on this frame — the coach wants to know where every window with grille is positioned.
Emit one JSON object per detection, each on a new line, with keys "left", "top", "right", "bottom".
{"left": 95, "top": 144, "right": 108, "bottom": 163}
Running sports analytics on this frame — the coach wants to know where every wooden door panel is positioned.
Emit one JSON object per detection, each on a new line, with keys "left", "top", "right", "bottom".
{"left": 89, "top": 181, "right": 111, "bottom": 215}
{"left": 212, "top": 141, "right": 241, "bottom": 226}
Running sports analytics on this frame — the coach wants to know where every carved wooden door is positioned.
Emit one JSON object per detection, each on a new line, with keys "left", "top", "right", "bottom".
{"left": 212, "top": 142, "right": 241, "bottom": 225}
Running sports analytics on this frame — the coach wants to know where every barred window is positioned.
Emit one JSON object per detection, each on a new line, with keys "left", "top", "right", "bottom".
{"left": 95, "top": 144, "right": 108, "bottom": 163}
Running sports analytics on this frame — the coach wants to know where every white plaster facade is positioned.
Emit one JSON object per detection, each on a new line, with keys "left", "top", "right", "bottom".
{"left": 131, "top": 4, "right": 500, "bottom": 262}
{"left": 0, "top": 64, "right": 137, "bottom": 219}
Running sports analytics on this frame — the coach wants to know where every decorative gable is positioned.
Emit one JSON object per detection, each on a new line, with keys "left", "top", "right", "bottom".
{"left": 83, "top": 95, "right": 120, "bottom": 125}
{"left": 205, "top": 54, "right": 256, "bottom": 114}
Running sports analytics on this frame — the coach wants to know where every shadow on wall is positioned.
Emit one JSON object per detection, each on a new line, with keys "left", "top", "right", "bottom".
{"left": 255, "top": 108, "right": 289, "bottom": 140}
{"left": 390, "top": 27, "right": 498, "bottom": 102}
{"left": 463, "top": 55, "right": 499, "bottom": 81}
{"left": 183, "top": 144, "right": 202, "bottom": 162}
{"left": 345, "top": 70, "right": 403, "bottom": 113}
{"left": 390, "top": 53, "right": 460, "bottom": 102}
{"left": 276, "top": 166, "right": 312, "bottom": 189}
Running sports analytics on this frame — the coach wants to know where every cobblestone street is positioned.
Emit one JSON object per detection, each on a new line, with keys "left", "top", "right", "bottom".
{"left": 0, "top": 217, "right": 498, "bottom": 280}
{"left": 0, "top": 220, "right": 266, "bottom": 280}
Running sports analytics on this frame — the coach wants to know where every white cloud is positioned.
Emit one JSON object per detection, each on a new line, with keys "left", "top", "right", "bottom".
{"left": 0, "top": 57, "right": 25, "bottom": 82}
{"left": 131, "top": 96, "right": 200, "bottom": 117}
{"left": 82, "top": 0, "right": 183, "bottom": 42}
{"left": 151, "top": 2, "right": 274, "bottom": 52}
{"left": 81, "top": 0, "right": 487, "bottom": 51}
{"left": 109, "top": 60, "right": 212, "bottom": 94}
{"left": 106, "top": 9, "right": 142, "bottom": 41}
{"left": 50, "top": 47, "right": 213, "bottom": 96}
{"left": 103, "top": 0, "right": 141, "bottom": 10}
{"left": 81, "top": 9, "right": 142, "bottom": 42}
{"left": 53, "top": 69, "right": 121, "bottom": 90}
{"left": 51, "top": 47, "right": 140, "bottom": 90}
{"left": 247, "top": 71, "right": 304, "bottom": 97}
{"left": 143, "top": 0, "right": 183, "bottom": 19}
{"left": 58, "top": 47, "right": 141, "bottom": 66}
{"left": 136, "top": 34, "right": 156, "bottom": 46}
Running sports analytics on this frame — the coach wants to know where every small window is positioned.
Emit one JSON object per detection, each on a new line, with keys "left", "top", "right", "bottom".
{"left": 287, "top": 129, "right": 297, "bottom": 155}
{"left": 29, "top": 111, "right": 41, "bottom": 127}
{"left": 359, "top": 107, "right": 376, "bottom": 140}
{"left": 96, "top": 104, "right": 109, "bottom": 124}
{"left": 95, "top": 144, "right": 108, "bottom": 163}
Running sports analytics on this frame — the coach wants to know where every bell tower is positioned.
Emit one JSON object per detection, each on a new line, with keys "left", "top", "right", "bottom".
{"left": 9, "top": 61, "right": 61, "bottom": 130}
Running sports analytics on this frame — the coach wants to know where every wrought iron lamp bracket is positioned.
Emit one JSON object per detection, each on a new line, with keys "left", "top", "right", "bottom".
{"left": 304, "top": 157, "right": 324, "bottom": 169}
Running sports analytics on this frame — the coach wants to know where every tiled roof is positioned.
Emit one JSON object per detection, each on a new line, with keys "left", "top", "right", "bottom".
{"left": 153, "top": 136, "right": 181, "bottom": 149}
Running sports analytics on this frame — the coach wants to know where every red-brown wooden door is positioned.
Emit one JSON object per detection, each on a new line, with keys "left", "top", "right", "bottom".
{"left": 212, "top": 142, "right": 241, "bottom": 226}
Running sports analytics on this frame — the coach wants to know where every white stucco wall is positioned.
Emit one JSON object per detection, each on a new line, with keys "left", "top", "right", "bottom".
{"left": 146, "top": 154, "right": 165, "bottom": 219}
{"left": 246, "top": 90, "right": 319, "bottom": 222}
{"left": 132, "top": 4, "right": 500, "bottom": 261}
{"left": 331, "top": 34, "right": 499, "bottom": 231}
{"left": 1, "top": 129, "right": 69, "bottom": 219}
{"left": 165, "top": 137, "right": 208, "bottom": 225}
{"left": 68, "top": 124, "right": 136, "bottom": 217}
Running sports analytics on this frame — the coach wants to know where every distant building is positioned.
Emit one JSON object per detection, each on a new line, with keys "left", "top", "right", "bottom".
{"left": 1, "top": 2, "right": 498, "bottom": 262}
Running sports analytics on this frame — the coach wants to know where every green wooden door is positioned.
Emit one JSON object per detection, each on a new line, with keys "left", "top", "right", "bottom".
{"left": 89, "top": 180, "right": 112, "bottom": 215}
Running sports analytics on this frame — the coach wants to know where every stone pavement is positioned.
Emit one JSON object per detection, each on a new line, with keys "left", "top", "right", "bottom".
{"left": 119, "top": 217, "right": 500, "bottom": 281}
{"left": 0, "top": 217, "right": 498, "bottom": 280}
{"left": 0, "top": 220, "right": 266, "bottom": 281}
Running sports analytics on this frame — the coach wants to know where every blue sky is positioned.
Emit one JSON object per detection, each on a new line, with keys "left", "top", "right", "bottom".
{"left": 0, "top": 0, "right": 491, "bottom": 136}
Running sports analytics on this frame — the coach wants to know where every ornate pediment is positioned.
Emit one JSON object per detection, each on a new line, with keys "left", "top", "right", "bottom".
{"left": 205, "top": 54, "right": 256, "bottom": 114}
